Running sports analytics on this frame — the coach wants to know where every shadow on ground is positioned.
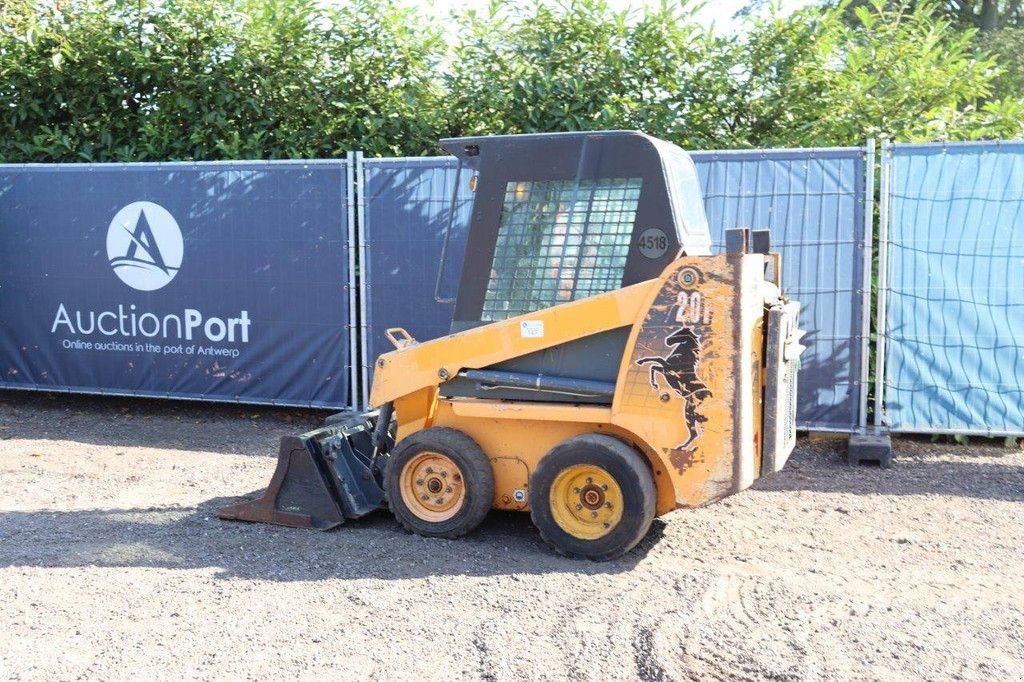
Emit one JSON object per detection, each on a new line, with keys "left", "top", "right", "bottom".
{"left": 3, "top": 389, "right": 1022, "bottom": 581}
{"left": 5, "top": 439, "right": 1022, "bottom": 583}
{"left": 753, "top": 438, "right": 1024, "bottom": 502}
{"left": 0, "top": 499, "right": 668, "bottom": 581}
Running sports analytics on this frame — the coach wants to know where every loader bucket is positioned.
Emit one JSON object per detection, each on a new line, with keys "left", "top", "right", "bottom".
{"left": 218, "top": 412, "right": 388, "bottom": 530}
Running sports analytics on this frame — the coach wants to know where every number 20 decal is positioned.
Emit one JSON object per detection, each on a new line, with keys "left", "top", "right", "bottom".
{"left": 675, "top": 291, "right": 711, "bottom": 324}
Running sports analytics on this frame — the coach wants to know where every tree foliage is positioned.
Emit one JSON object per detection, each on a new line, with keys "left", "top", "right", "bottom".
{"left": 0, "top": 0, "right": 444, "bottom": 161}
{"left": 449, "top": 0, "right": 1024, "bottom": 148}
{"left": 830, "top": 0, "right": 1024, "bottom": 30}
{"left": 445, "top": 0, "right": 721, "bottom": 146}
{"left": 984, "top": 26, "right": 1024, "bottom": 94}
{"left": 774, "top": 1, "right": 1023, "bottom": 144}
{"left": 0, "top": 0, "right": 1021, "bottom": 162}
{"left": 827, "top": 0, "right": 1024, "bottom": 94}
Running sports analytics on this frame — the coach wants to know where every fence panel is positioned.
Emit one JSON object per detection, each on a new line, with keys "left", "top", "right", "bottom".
{"left": 358, "top": 157, "right": 471, "bottom": 404}
{"left": 691, "top": 149, "right": 869, "bottom": 430}
{"left": 0, "top": 160, "right": 355, "bottom": 408}
{"left": 359, "top": 148, "right": 870, "bottom": 431}
{"left": 879, "top": 141, "right": 1024, "bottom": 435}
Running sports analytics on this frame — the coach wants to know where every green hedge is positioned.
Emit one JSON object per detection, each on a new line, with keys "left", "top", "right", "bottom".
{"left": 1, "top": 0, "right": 1021, "bottom": 162}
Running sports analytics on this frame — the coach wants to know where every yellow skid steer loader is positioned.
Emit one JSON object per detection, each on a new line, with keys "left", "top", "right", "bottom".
{"left": 219, "top": 131, "right": 804, "bottom": 560}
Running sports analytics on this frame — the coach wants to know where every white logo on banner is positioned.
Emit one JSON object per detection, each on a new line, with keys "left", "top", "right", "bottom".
{"left": 106, "top": 201, "right": 183, "bottom": 291}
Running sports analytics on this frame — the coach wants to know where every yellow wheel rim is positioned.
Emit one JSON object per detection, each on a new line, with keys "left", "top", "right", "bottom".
{"left": 549, "top": 464, "right": 623, "bottom": 540}
{"left": 399, "top": 451, "right": 466, "bottom": 523}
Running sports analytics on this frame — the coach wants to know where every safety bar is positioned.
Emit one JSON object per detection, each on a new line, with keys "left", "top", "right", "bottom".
{"left": 385, "top": 327, "right": 417, "bottom": 349}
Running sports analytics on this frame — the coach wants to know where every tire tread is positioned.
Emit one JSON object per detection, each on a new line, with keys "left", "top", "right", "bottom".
{"left": 385, "top": 427, "right": 494, "bottom": 539}
{"left": 530, "top": 433, "right": 656, "bottom": 561}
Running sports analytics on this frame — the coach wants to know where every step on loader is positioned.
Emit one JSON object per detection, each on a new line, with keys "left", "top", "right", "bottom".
{"left": 219, "top": 131, "right": 805, "bottom": 560}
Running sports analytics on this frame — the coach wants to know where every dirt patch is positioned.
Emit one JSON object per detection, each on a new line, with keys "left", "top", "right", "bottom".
{"left": 1, "top": 391, "right": 1022, "bottom": 680}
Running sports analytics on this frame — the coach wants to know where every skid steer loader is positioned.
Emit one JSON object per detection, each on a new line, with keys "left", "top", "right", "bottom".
{"left": 219, "top": 131, "right": 805, "bottom": 560}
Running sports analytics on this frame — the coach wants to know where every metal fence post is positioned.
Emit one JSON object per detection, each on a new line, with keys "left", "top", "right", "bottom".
{"left": 873, "top": 138, "right": 893, "bottom": 427}
{"left": 345, "top": 152, "right": 358, "bottom": 409}
{"left": 858, "top": 139, "right": 875, "bottom": 430}
{"left": 355, "top": 151, "right": 370, "bottom": 408}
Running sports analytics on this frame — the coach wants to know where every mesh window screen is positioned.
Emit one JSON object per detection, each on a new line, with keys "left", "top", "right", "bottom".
{"left": 481, "top": 177, "right": 642, "bottom": 321}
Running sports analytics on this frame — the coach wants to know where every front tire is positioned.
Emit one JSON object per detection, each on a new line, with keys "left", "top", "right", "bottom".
{"left": 530, "top": 434, "right": 656, "bottom": 561}
{"left": 385, "top": 427, "right": 494, "bottom": 539}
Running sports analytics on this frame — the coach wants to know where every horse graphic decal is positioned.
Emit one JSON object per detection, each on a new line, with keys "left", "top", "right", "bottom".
{"left": 637, "top": 327, "right": 712, "bottom": 450}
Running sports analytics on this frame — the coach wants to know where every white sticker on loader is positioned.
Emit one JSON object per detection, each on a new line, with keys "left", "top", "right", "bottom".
{"left": 520, "top": 320, "right": 544, "bottom": 338}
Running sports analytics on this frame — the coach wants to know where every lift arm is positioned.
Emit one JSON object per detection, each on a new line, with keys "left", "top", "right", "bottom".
{"left": 368, "top": 282, "right": 651, "bottom": 407}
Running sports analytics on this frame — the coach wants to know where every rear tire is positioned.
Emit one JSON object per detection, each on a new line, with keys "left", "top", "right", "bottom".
{"left": 385, "top": 427, "right": 494, "bottom": 539}
{"left": 530, "top": 434, "right": 656, "bottom": 561}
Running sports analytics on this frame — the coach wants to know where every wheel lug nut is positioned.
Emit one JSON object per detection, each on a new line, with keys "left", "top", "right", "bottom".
{"left": 590, "top": 511, "right": 598, "bottom": 518}
{"left": 436, "top": 498, "right": 444, "bottom": 504}
{"left": 586, "top": 477, "right": 593, "bottom": 484}
{"left": 416, "top": 479, "right": 424, "bottom": 486}
{"left": 446, "top": 486, "right": 452, "bottom": 493}
{"left": 421, "top": 495, "right": 429, "bottom": 501}
{"left": 575, "top": 504, "right": 582, "bottom": 511}
{"left": 601, "top": 484, "right": 608, "bottom": 491}
{"left": 605, "top": 502, "right": 613, "bottom": 509}
{"left": 440, "top": 471, "right": 448, "bottom": 478}
{"left": 573, "top": 487, "right": 580, "bottom": 493}
{"left": 603, "top": 522, "right": 610, "bottom": 529}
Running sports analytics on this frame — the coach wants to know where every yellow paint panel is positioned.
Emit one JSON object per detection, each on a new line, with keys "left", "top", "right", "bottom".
{"left": 369, "top": 282, "right": 650, "bottom": 407}
{"left": 490, "top": 457, "right": 530, "bottom": 510}
{"left": 429, "top": 399, "right": 677, "bottom": 513}
{"left": 612, "top": 256, "right": 740, "bottom": 510}
{"left": 447, "top": 399, "right": 612, "bottom": 423}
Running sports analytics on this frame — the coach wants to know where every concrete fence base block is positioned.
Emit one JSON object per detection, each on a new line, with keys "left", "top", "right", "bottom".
{"left": 847, "top": 427, "right": 893, "bottom": 468}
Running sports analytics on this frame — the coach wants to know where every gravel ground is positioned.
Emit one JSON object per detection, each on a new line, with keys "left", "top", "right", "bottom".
{"left": 1, "top": 390, "right": 1022, "bottom": 681}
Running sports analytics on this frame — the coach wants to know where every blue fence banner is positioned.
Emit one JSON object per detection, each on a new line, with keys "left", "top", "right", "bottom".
{"left": 881, "top": 141, "right": 1024, "bottom": 435}
{"left": 359, "top": 148, "right": 869, "bottom": 431}
{"left": 0, "top": 161, "right": 353, "bottom": 408}
{"left": 358, "top": 157, "right": 473, "bottom": 404}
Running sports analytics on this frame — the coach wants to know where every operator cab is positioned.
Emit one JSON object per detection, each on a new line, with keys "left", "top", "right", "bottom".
{"left": 439, "top": 131, "right": 712, "bottom": 330}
